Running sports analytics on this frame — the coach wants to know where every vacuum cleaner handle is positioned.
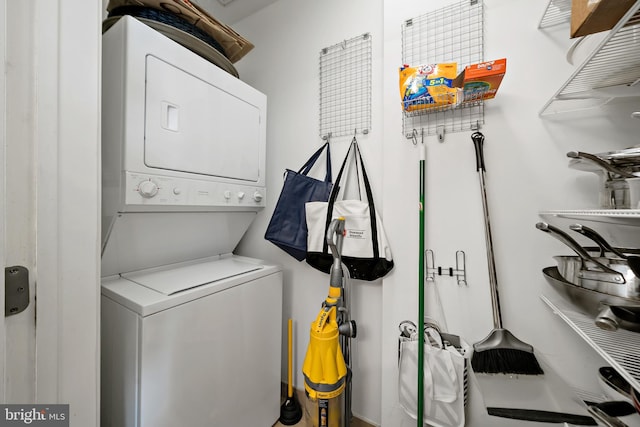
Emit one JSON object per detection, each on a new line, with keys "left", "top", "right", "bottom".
{"left": 327, "top": 217, "right": 346, "bottom": 289}
{"left": 326, "top": 217, "right": 345, "bottom": 259}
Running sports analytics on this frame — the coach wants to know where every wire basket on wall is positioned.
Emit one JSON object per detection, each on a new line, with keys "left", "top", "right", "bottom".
{"left": 319, "top": 33, "right": 372, "bottom": 140}
{"left": 401, "top": 0, "right": 484, "bottom": 138}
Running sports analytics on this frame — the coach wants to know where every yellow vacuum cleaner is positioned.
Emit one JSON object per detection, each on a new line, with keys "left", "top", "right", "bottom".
{"left": 303, "top": 218, "right": 356, "bottom": 427}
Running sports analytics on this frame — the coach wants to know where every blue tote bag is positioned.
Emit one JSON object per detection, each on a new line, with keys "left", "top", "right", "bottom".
{"left": 264, "top": 142, "right": 333, "bottom": 261}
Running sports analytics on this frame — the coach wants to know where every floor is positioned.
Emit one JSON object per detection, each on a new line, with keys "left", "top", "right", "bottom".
{"left": 273, "top": 414, "right": 373, "bottom": 427}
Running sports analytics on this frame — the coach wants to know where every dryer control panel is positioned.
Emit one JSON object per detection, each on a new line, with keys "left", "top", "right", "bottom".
{"left": 124, "top": 172, "right": 266, "bottom": 208}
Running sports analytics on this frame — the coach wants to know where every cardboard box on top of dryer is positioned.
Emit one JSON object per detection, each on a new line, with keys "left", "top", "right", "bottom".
{"left": 453, "top": 58, "right": 506, "bottom": 101}
{"left": 570, "top": 0, "right": 635, "bottom": 38}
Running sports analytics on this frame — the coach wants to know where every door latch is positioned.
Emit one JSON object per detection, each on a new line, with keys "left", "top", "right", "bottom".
{"left": 5, "top": 266, "right": 29, "bottom": 316}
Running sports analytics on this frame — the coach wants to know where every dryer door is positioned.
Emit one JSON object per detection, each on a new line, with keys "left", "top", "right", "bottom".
{"left": 144, "top": 55, "right": 262, "bottom": 182}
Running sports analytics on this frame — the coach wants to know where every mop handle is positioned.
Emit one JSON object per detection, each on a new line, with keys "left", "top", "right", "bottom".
{"left": 472, "top": 132, "right": 503, "bottom": 329}
{"left": 417, "top": 137, "right": 426, "bottom": 427}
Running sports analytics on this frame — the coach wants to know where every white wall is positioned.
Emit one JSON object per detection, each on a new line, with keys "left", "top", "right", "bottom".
{"left": 234, "top": 0, "right": 640, "bottom": 426}
{"left": 233, "top": 0, "right": 384, "bottom": 424}
{"left": 380, "top": 1, "right": 639, "bottom": 426}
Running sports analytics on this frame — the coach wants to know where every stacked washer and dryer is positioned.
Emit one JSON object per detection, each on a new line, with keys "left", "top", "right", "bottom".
{"left": 100, "top": 16, "right": 282, "bottom": 427}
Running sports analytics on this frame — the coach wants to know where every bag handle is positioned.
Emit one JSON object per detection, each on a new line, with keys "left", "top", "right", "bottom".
{"left": 322, "top": 140, "right": 380, "bottom": 259}
{"left": 297, "top": 142, "right": 332, "bottom": 183}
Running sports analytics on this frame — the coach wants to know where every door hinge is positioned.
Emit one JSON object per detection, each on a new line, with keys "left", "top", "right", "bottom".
{"left": 5, "top": 266, "right": 29, "bottom": 316}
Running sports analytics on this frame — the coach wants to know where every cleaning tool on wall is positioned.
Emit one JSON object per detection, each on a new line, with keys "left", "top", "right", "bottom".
{"left": 469, "top": 131, "right": 543, "bottom": 376}
{"left": 279, "top": 318, "right": 303, "bottom": 425}
{"left": 303, "top": 218, "right": 357, "bottom": 427}
{"left": 265, "top": 142, "right": 333, "bottom": 261}
{"left": 396, "top": 127, "right": 471, "bottom": 425}
{"left": 416, "top": 129, "right": 426, "bottom": 427}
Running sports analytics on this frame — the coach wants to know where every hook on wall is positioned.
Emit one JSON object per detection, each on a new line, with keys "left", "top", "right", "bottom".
{"left": 408, "top": 128, "right": 419, "bottom": 145}
{"left": 425, "top": 249, "right": 468, "bottom": 286}
{"left": 407, "top": 128, "right": 425, "bottom": 145}
{"left": 437, "top": 125, "right": 445, "bottom": 143}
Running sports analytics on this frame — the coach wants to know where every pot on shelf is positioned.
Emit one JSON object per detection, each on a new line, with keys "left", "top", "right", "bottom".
{"left": 537, "top": 222, "right": 640, "bottom": 331}
{"left": 536, "top": 222, "right": 640, "bottom": 299}
{"left": 552, "top": 255, "right": 640, "bottom": 299}
{"left": 567, "top": 151, "right": 640, "bottom": 209}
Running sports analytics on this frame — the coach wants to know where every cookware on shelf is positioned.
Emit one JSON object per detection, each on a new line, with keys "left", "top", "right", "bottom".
{"left": 570, "top": 224, "right": 640, "bottom": 280}
{"left": 542, "top": 266, "right": 640, "bottom": 332}
{"left": 567, "top": 151, "right": 636, "bottom": 179}
{"left": 551, "top": 255, "right": 639, "bottom": 299}
{"left": 537, "top": 222, "right": 640, "bottom": 331}
{"left": 633, "top": 388, "right": 640, "bottom": 415}
{"left": 567, "top": 150, "right": 640, "bottom": 209}
{"left": 598, "top": 366, "right": 633, "bottom": 403}
{"left": 535, "top": 222, "right": 635, "bottom": 292}
{"left": 594, "top": 146, "right": 640, "bottom": 169}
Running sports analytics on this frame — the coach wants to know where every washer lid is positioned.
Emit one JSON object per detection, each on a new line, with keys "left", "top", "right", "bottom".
{"left": 121, "top": 257, "right": 262, "bottom": 295}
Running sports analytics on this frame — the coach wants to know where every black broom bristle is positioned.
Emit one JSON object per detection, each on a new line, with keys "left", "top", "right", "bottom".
{"left": 471, "top": 348, "right": 544, "bottom": 375}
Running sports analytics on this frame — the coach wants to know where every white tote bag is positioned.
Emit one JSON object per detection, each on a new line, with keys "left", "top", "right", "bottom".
{"left": 305, "top": 140, "right": 393, "bottom": 281}
{"left": 398, "top": 328, "right": 468, "bottom": 427}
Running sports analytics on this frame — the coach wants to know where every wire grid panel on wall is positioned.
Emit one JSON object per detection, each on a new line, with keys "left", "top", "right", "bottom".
{"left": 401, "top": 0, "right": 484, "bottom": 138}
{"left": 319, "top": 33, "right": 372, "bottom": 139}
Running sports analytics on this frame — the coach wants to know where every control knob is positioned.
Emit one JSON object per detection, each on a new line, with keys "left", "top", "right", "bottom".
{"left": 253, "top": 191, "right": 264, "bottom": 202}
{"left": 138, "top": 180, "right": 159, "bottom": 198}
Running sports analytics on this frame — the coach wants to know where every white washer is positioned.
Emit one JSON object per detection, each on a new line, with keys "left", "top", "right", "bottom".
{"left": 101, "top": 255, "right": 282, "bottom": 427}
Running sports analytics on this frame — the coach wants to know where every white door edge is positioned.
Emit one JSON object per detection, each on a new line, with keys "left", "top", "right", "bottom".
{"left": 33, "top": 2, "right": 101, "bottom": 426}
{"left": 0, "top": 0, "right": 7, "bottom": 403}
{"left": 34, "top": 0, "right": 60, "bottom": 401}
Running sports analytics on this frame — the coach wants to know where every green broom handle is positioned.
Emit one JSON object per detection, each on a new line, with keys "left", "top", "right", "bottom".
{"left": 417, "top": 138, "right": 425, "bottom": 427}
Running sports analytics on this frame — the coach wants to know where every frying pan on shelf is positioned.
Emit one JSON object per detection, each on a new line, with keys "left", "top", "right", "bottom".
{"left": 542, "top": 266, "right": 640, "bottom": 332}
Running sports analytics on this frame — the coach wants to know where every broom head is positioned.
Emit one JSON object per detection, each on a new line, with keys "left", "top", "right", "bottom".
{"left": 471, "top": 328, "right": 544, "bottom": 375}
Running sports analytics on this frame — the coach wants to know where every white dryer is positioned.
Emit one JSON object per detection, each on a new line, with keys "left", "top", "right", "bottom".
{"left": 100, "top": 15, "right": 281, "bottom": 427}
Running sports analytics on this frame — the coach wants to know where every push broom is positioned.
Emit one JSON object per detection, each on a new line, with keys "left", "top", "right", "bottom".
{"left": 470, "top": 131, "right": 543, "bottom": 376}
